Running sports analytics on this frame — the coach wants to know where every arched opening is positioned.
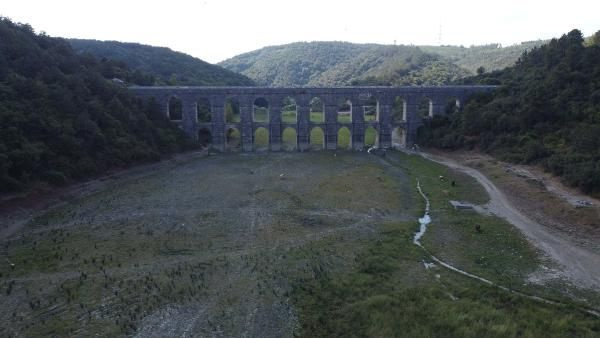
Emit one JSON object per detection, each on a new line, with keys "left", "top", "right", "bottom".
{"left": 282, "top": 127, "right": 297, "bottom": 151}
{"left": 254, "top": 127, "right": 269, "bottom": 151}
{"left": 281, "top": 97, "right": 297, "bottom": 123}
{"left": 226, "top": 127, "right": 241, "bottom": 151}
{"left": 225, "top": 98, "right": 240, "bottom": 123}
{"left": 337, "top": 100, "right": 352, "bottom": 123}
{"left": 197, "top": 98, "right": 211, "bottom": 122}
{"left": 198, "top": 128, "right": 212, "bottom": 148}
{"left": 168, "top": 96, "right": 183, "bottom": 121}
{"left": 364, "top": 126, "right": 378, "bottom": 147}
{"left": 445, "top": 97, "right": 460, "bottom": 115}
{"left": 309, "top": 127, "right": 325, "bottom": 150}
{"left": 337, "top": 127, "right": 351, "bottom": 150}
{"left": 253, "top": 98, "right": 269, "bottom": 123}
{"left": 363, "top": 96, "right": 379, "bottom": 122}
{"left": 392, "top": 97, "right": 407, "bottom": 122}
{"left": 391, "top": 127, "right": 406, "bottom": 148}
{"left": 309, "top": 97, "right": 324, "bottom": 123}
{"left": 418, "top": 97, "right": 433, "bottom": 118}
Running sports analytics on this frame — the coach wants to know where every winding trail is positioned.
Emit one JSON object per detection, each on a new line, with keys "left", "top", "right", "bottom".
{"left": 417, "top": 151, "right": 600, "bottom": 291}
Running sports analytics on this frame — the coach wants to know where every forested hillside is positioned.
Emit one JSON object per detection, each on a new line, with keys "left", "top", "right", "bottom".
{"left": 419, "top": 29, "right": 600, "bottom": 194}
{"left": 219, "top": 42, "right": 471, "bottom": 87}
{"left": 420, "top": 40, "right": 545, "bottom": 74}
{"left": 219, "top": 41, "right": 543, "bottom": 87}
{"left": 0, "top": 18, "right": 193, "bottom": 192}
{"left": 70, "top": 39, "right": 255, "bottom": 86}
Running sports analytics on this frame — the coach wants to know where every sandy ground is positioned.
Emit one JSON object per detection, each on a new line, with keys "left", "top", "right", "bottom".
{"left": 419, "top": 151, "right": 600, "bottom": 291}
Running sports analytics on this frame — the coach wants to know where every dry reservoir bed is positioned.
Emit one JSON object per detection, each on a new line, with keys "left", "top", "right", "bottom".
{"left": 0, "top": 152, "right": 598, "bottom": 337}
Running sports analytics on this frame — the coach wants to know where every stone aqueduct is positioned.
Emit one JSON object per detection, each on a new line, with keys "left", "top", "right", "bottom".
{"left": 130, "top": 86, "right": 496, "bottom": 151}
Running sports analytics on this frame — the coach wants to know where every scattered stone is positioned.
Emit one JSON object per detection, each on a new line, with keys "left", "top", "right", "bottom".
{"left": 423, "top": 261, "right": 436, "bottom": 270}
{"left": 575, "top": 200, "right": 593, "bottom": 208}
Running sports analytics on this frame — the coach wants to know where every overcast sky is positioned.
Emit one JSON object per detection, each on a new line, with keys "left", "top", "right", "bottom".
{"left": 1, "top": 0, "right": 598, "bottom": 63}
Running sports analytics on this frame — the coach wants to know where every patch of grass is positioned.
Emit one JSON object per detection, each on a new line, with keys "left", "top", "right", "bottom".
{"left": 253, "top": 107, "right": 269, "bottom": 122}
{"left": 337, "top": 113, "right": 351, "bottom": 123}
{"left": 364, "top": 112, "right": 377, "bottom": 122}
{"left": 292, "top": 219, "right": 599, "bottom": 338}
{"left": 254, "top": 128, "right": 269, "bottom": 150}
{"left": 365, "top": 127, "right": 376, "bottom": 146}
{"left": 309, "top": 111, "right": 324, "bottom": 123}
{"left": 337, "top": 127, "right": 351, "bottom": 149}
{"left": 281, "top": 110, "right": 297, "bottom": 123}
{"left": 291, "top": 152, "right": 600, "bottom": 337}
{"left": 309, "top": 127, "right": 325, "bottom": 150}
{"left": 282, "top": 127, "right": 297, "bottom": 151}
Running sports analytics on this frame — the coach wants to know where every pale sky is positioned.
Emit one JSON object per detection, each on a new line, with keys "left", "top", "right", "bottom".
{"left": 1, "top": 0, "right": 598, "bottom": 63}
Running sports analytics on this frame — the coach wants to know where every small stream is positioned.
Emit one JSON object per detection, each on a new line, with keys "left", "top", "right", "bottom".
{"left": 413, "top": 180, "right": 431, "bottom": 246}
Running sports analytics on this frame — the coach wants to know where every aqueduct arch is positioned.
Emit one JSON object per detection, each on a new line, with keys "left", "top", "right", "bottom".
{"left": 131, "top": 86, "right": 496, "bottom": 152}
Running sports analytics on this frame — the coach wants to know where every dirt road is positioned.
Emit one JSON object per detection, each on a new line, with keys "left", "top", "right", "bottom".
{"left": 419, "top": 152, "right": 600, "bottom": 291}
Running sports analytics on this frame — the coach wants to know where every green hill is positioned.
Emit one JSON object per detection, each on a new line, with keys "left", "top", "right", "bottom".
{"left": 218, "top": 41, "right": 544, "bottom": 87}
{"left": 69, "top": 39, "right": 255, "bottom": 86}
{"left": 420, "top": 40, "right": 545, "bottom": 74}
{"left": 0, "top": 18, "right": 193, "bottom": 192}
{"left": 219, "top": 42, "right": 471, "bottom": 87}
{"left": 419, "top": 29, "right": 600, "bottom": 194}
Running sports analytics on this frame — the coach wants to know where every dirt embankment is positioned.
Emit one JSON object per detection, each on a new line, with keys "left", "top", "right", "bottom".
{"left": 420, "top": 150, "right": 600, "bottom": 291}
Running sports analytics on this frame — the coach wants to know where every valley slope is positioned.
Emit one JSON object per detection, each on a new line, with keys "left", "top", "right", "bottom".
{"left": 219, "top": 41, "right": 543, "bottom": 87}
{"left": 70, "top": 39, "right": 255, "bottom": 86}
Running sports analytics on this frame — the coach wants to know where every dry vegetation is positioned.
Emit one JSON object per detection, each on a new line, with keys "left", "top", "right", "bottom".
{"left": 0, "top": 152, "right": 598, "bottom": 336}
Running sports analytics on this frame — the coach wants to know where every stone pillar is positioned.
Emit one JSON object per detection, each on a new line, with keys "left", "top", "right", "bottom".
{"left": 324, "top": 104, "right": 338, "bottom": 150}
{"left": 378, "top": 104, "right": 392, "bottom": 148}
{"left": 182, "top": 97, "right": 197, "bottom": 141}
{"left": 431, "top": 97, "right": 445, "bottom": 117}
{"left": 162, "top": 97, "right": 170, "bottom": 119}
{"left": 211, "top": 102, "right": 225, "bottom": 152}
{"left": 352, "top": 123, "right": 364, "bottom": 150}
{"left": 351, "top": 104, "right": 364, "bottom": 150}
{"left": 269, "top": 105, "right": 282, "bottom": 152}
{"left": 404, "top": 96, "right": 422, "bottom": 147}
{"left": 297, "top": 103, "right": 310, "bottom": 151}
{"left": 240, "top": 99, "right": 253, "bottom": 152}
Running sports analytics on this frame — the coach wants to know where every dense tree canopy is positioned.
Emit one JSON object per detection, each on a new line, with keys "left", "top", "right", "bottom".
{"left": 218, "top": 41, "right": 543, "bottom": 87}
{"left": 419, "top": 30, "right": 600, "bottom": 194}
{"left": 69, "top": 39, "right": 255, "bottom": 86}
{"left": 0, "top": 18, "right": 194, "bottom": 192}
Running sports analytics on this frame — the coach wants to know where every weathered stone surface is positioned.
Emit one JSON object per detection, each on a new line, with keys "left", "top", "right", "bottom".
{"left": 129, "top": 86, "right": 496, "bottom": 151}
